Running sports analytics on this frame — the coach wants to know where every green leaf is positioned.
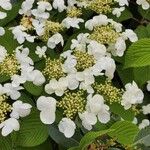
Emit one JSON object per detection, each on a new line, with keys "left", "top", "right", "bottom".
{"left": 49, "top": 124, "right": 79, "bottom": 149}
{"left": 0, "top": 135, "right": 12, "bottom": 150}
{"left": 0, "top": 29, "right": 18, "bottom": 52}
{"left": 0, "top": 1, "right": 23, "bottom": 26}
{"left": 108, "top": 121, "right": 139, "bottom": 145}
{"left": 0, "top": 75, "right": 10, "bottom": 83}
{"left": 124, "top": 38, "right": 150, "bottom": 68}
{"left": 134, "top": 127, "right": 150, "bottom": 147}
{"left": 138, "top": 6, "right": 150, "bottom": 20}
{"left": 23, "top": 82, "right": 43, "bottom": 96}
{"left": 15, "top": 109, "right": 49, "bottom": 147}
{"left": 110, "top": 103, "right": 134, "bottom": 121}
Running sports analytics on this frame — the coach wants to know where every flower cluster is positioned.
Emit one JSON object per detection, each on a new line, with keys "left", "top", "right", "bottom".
{"left": 0, "top": 0, "right": 149, "bottom": 146}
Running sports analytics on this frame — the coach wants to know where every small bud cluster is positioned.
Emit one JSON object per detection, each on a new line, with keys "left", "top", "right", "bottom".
{"left": 89, "top": 25, "right": 120, "bottom": 44}
{"left": 0, "top": 54, "right": 20, "bottom": 77}
{"left": 94, "top": 81, "right": 123, "bottom": 104}
{"left": 57, "top": 90, "right": 86, "bottom": 119}
{"left": 67, "top": 7, "right": 82, "bottom": 18}
{"left": 88, "top": 0, "right": 114, "bottom": 14}
{"left": 0, "top": 95, "right": 12, "bottom": 123}
{"left": 131, "top": 105, "right": 141, "bottom": 115}
{"left": 43, "top": 58, "right": 65, "bottom": 80}
{"left": 74, "top": 50, "right": 95, "bottom": 71}
{"left": 41, "top": 21, "right": 64, "bottom": 42}
{"left": 20, "top": 16, "right": 33, "bottom": 30}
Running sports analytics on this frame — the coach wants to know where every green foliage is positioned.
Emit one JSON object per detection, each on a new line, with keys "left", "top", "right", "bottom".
{"left": 108, "top": 121, "right": 139, "bottom": 145}
{"left": 124, "top": 38, "right": 150, "bottom": 68}
{"left": 0, "top": 135, "right": 12, "bottom": 150}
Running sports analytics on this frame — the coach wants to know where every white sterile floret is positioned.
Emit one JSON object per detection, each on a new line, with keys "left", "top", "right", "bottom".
{"left": 0, "top": 45, "right": 7, "bottom": 62}
{"left": 85, "top": 15, "right": 108, "bottom": 31}
{"left": 0, "top": 84, "right": 5, "bottom": 95}
{"left": 45, "top": 77, "right": 68, "bottom": 96}
{"left": 147, "top": 81, "right": 150, "bottom": 91}
{"left": 87, "top": 41, "right": 107, "bottom": 60}
{"left": 114, "top": 0, "right": 129, "bottom": 6}
{"left": 142, "top": 104, "right": 150, "bottom": 115}
{"left": 122, "top": 29, "right": 138, "bottom": 42}
{"left": 139, "top": 119, "right": 150, "bottom": 129}
{"left": 62, "top": 17, "right": 84, "bottom": 29}
{"left": 37, "top": 96, "right": 56, "bottom": 124}
{"left": 11, "top": 25, "right": 36, "bottom": 44}
{"left": 92, "top": 56, "right": 116, "bottom": 79}
{"left": 31, "top": 1, "right": 52, "bottom": 20}
{"left": 58, "top": 118, "right": 76, "bottom": 138}
{"left": 71, "top": 33, "right": 89, "bottom": 50}
{"left": 0, "top": 0, "right": 12, "bottom": 10}
{"left": 10, "top": 101, "right": 32, "bottom": 119}
{"left": 112, "top": 7, "right": 125, "bottom": 17}
{"left": 79, "top": 111, "right": 97, "bottom": 130}
{"left": 0, "top": 118, "right": 20, "bottom": 136}
{"left": 19, "top": 0, "right": 35, "bottom": 16}
{"left": 11, "top": 75, "right": 26, "bottom": 87}
{"left": 121, "top": 81, "right": 144, "bottom": 110}
{"left": 0, "top": 11, "right": 7, "bottom": 19}
{"left": 47, "top": 33, "right": 64, "bottom": 49}
{"left": 15, "top": 46, "right": 34, "bottom": 66}
{"left": 53, "top": 0, "right": 66, "bottom": 12}
{"left": 35, "top": 46, "right": 47, "bottom": 58}
{"left": 136, "top": 0, "right": 150, "bottom": 10}
{"left": 0, "top": 27, "right": 5, "bottom": 36}
{"left": 3, "top": 83, "right": 23, "bottom": 100}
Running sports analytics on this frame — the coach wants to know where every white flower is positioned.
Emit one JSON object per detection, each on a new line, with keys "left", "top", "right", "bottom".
{"left": 0, "top": 118, "right": 20, "bottom": 136}
{"left": 112, "top": 7, "right": 125, "bottom": 17}
{"left": 87, "top": 41, "right": 106, "bottom": 60}
{"left": 15, "top": 46, "right": 33, "bottom": 66}
{"left": 86, "top": 94, "right": 110, "bottom": 124}
{"left": 109, "top": 20, "right": 122, "bottom": 32}
{"left": 62, "top": 17, "right": 84, "bottom": 29}
{"left": 11, "top": 26, "right": 36, "bottom": 44}
{"left": 71, "top": 33, "right": 89, "bottom": 50}
{"left": 122, "top": 29, "right": 138, "bottom": 42}
{"left": 121, "top": 81, "right": 144, "bottom": 110}
{"left": 10, "top": 101, "right": 32, "bottom": 119}
{"left": 0, "top": 0, "right": 12, "bottom": 10}
{"left": 142, "top": 104, "right": 150, "bottom": 115}
{"left": 147, "top": 81, "right": 150, "bottom": 91}
{"left": 0, "top": 84, "right": 5, "bottom": 95}
{"left": 11, "top": 75, "right": 26, "bottom": 87}
{"left": 0, "top": 45, "right": 7, "bottom": 62}
{"left": 37, "top": 96, "right": 56, "bottom": 124}
{"left": 0, "top": 11, "right": 7, "bottom": 19}
{"left": 139, "top": 119, "right": 150, "bottom": 129}
{"left": 45, "top": 77, "right": 68, "bottom": 96}
{"left": 85, "top": 15, "right": 108, "bottom": 30}
{"left": 19, "top": 0, "right": 35, "bottom": 16}
{"left": 53, "top": 0, "right": 66, "bottom": 12}
{"left": 47, "top": 33, "right": 64, "bottom": 49}
{"left": 79, "top": 111, "right": 97, "bottom": 130}
{"left": 58, "top": 118, "right": 76, "bottom": 138}
{"left": 35, "top": 46, "right": 47, "bottom": 58}
{"left": 114, "top": 0, "right": 129, "bottom": 6}
{"left": 3, "top": 83, "right": 23, "bottom": 100}
{"left": 136, "top": 0, "right": 150, "bottom": 10}
{"left": 0, "top": 27, "right": 5, "bottom": 36}
{"left": 92, "top": 56, "right": 116, "bottom": 79}
{"left": 31, "top": 1, "right": 52, "bottom": 20}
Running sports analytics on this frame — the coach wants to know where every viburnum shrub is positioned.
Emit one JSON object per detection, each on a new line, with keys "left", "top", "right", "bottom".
{"left": 0, "top": 0, "right": 150, "bottom": 149}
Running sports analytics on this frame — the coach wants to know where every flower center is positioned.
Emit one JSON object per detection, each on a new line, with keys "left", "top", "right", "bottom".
{"left": 0, "top": 54, "right": 20, "bottom": 77}
{"left": 0, "top": 95, "right": 12, "bottom": 123}
{"left": 94, "top": 81, "right": 123, "bottom": 104}
{"left": 67, "top": 7, "right": 82, "bottom": 18}
{"left": 89, "top": 25, "right": 120, "bottom": 45}
{"left": 74, "top": 50, "right": 95, "bottom": 71}
{"left": 87, "top": 0, "right": 114, "bottom": 14}
{"left": 20, "top": 16, "right": 33, "bottom": 30}
{"left": 57, "top": 90, "right": 86, "bottom": 119}
{"left": 43, "top": 58, "right": 65, "bottom": 80}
